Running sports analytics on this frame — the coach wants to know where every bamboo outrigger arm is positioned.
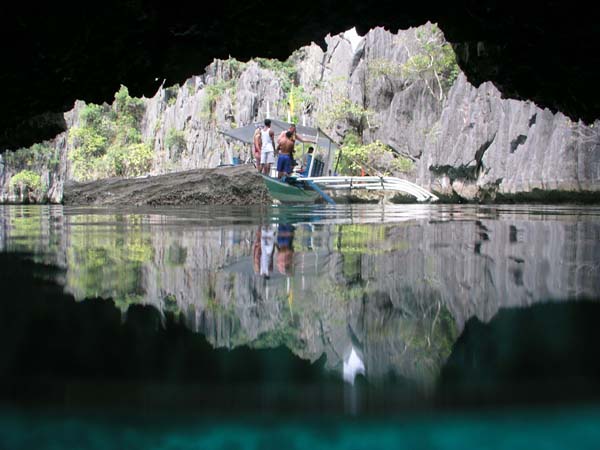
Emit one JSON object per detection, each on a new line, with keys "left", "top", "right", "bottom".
{"left": 302, "top": 176, "right": 439, "bottom": 202}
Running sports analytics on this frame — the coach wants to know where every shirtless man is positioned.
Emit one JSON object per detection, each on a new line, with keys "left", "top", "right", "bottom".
{"left": 278, "top": 123, "right": 310, "bottom": 145}
{"left": 277, "top": 123, "right": 314, "bottom": 161}
{"left": 276, "top": 131, "right": 295, "bottom": 179}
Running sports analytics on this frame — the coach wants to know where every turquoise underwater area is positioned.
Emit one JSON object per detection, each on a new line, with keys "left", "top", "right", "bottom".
{"left": 2, "top": 407, "right": 600, "bottom": 450}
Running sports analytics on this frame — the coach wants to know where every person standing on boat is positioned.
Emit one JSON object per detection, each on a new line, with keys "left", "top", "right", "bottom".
{"left": 301, "top": 146, "right": 314, "bottom": 177}
{"left": 253, "top": 126, "right": 262, "bottom": 172}
{"left": 277, "top": 123, "right": 314, "bottom": 164}
{"left": 260, "top": 119, "right": 276, "bottom": 175}
{"left": 277, "top": 131, "right": 295, "bottom": 179}
{"left": 278, "top": 123, "right": 312, "bottom": 146}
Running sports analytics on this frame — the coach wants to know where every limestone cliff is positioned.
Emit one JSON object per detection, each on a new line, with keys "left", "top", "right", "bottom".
{"left": 419, "top": 74, "right": 600, "bottom": 201}
{"left": 1, "top": 24, "right": 598, "bottom": 203}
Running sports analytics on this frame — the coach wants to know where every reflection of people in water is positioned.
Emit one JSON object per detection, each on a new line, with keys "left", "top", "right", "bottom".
{"left": 260, "top": 225, "right": 276, "bottom": 278}
{"left": 252, "top": 226, "right": 262, "bottom": 275}
{"left": 276, "top": 224, "right": 295, "bottom": 276}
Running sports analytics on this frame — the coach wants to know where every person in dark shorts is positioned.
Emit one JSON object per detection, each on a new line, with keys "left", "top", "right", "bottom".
{"left": 277, "top": 123, "right": 315, "bottom": 168}
{"left": 276, "top": 131, "right": 295, "bottom": 179}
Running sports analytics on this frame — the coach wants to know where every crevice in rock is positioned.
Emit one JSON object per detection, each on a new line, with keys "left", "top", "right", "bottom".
{"left": 429, "top": 164, "right": 477, "bottom": 182}
{"left": 474, "top": 136, "right": 494, "bottom": 165}
{"left": 473, "top": 133, "right": 496, "bottom": 175}
{"left": 529, "top": 113, "right": 537, "bottom": 127}
{"left": 349, "top": 41, "right": 366, "bottom": 77}
{"left": 318, "top": 52, "right": 329, "bottom": 83}
{"left": 320, "top": 39, "right": 342, "bottom": 83}
{"left": 510, "top": 134, "right": 527, "bottom": 153}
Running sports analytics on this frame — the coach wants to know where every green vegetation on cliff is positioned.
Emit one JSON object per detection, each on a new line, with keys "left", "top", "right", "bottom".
{"left": 165, "top": 128, "right": 187, "bottom": 160}
{"left": 2, "top": 142, "right": 58, "bottom": 203}
{"left": 319, "top": 96, "right": 375, "bottom": 135}
{"left": 402, "top": 24, "right": 459, "bottom": 101}
{"left": 336, "top": 133, "right": 414, "bottom": 176}
{"left": 201, "top": 79, "right": 236, "bottom": 120}
{"left": 254, "top": 53, "right": 317, "bottom": 121}
{"left": 254, "top": 57, "right": 297, "bottom": 95}
{"left": 9, "top": 170, "right": 45, "bottom": 201}
{"left": 69, "top": 86, "right": 153, "bottom": 181}
{"left": 4, "top": 142, "right": 58, "bottom": 170}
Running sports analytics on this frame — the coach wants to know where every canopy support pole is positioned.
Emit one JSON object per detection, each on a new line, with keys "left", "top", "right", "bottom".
{"left": 325, "top": 137, "right": 332, "bottom": 176}
{"left": 307, "top": 128, "right": 319, "bottom": 177}
{"left": 334, "top": 150, "right": 342, "bottom": 176}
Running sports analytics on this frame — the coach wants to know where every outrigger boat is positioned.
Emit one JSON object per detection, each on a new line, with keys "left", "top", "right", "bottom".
{"left": 261, "top": 175, "right": 321, "bottom": 203}
{"left": 220, "top": 119, "right": 439, "bottom": 204}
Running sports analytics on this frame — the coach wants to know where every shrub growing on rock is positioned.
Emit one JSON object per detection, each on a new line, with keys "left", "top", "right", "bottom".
{"left": 337, "top": 136, "right": 413, "bottom": 176}
{"left": 165, "top": 128, "right": 187, "bottom": 160}
{"left": 69, "top": 86, "right": 153, "bottom": 180}
{"left": 9, "top": 170, "right": 45, "bottom": 202}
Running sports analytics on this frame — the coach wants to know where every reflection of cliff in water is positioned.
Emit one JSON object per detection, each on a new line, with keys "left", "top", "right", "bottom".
{"left": 1, "top": 205, "right": 599, "bottom": 387}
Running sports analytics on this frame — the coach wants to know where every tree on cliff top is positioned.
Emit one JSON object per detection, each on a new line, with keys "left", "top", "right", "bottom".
{"left": 401, "top": 23, "right": 459, "bottom": 102}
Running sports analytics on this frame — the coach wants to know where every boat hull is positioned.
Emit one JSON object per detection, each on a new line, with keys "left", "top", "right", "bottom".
{"left": 261, "top": 175, "right": 319, "bottom": 203}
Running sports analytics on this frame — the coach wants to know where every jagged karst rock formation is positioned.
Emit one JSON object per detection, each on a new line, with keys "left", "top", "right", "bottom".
{"left": 3, "top": 1, "right": 599, "bottom": 150}
{"left": 419, "top": 74, "right": 600, "bottom": 201}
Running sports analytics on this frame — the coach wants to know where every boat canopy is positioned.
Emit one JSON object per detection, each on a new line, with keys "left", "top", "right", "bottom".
{"left": 219, "top": 119, "right": 339, "bottom": 152}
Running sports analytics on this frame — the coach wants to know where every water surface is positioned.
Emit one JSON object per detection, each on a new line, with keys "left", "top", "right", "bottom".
{"left": 1, "top": 204, "right": 599, "bottom": 448}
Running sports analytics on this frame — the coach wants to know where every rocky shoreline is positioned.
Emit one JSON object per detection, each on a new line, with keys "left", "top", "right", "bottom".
{"left": 62, "top": 165, "right": 271, "bottom": 206}
{"left": 61, "top": 167, "right": 599, "bottom": 206}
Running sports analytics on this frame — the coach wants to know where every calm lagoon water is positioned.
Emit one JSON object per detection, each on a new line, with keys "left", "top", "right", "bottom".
{"left": 0, "top": 204, "right": 599, "bottom": 449}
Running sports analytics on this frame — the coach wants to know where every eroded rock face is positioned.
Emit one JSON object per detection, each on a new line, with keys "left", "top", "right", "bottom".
{"left": 417, "top": 74, "right": 600, "bottom": 200}
{"left": 142, "top": 60, "right": 286, "bottom": 171}
{"left": 0, "top": 103, "right": 82, "bottom": 204}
